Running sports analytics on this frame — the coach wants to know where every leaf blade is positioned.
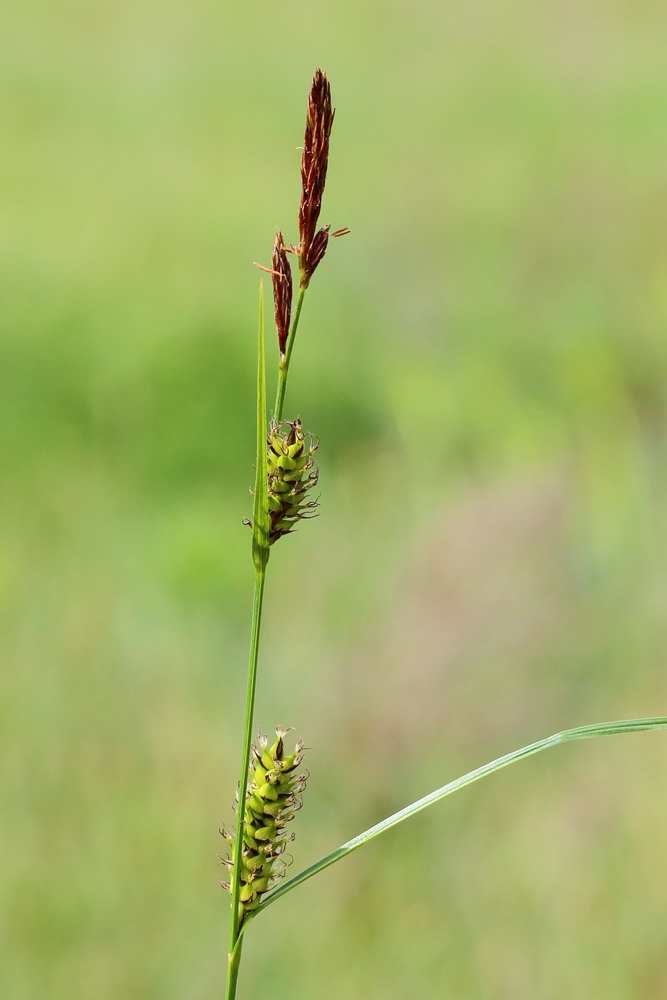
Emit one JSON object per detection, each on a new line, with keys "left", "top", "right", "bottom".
{"left": 252, "top": 716, "right": 667, "bottom": 916}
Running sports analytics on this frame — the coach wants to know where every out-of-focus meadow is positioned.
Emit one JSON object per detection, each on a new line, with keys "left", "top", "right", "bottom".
{"left": 2, "top": 1, "right": 667, "bottom": 997}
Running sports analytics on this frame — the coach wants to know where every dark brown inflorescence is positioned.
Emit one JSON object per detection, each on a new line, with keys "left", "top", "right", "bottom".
{"left": 298, "top": 70, "right": 335, "bottom": 287}
{"left": 271, "top": 231, "right": 292, "bottom": 356}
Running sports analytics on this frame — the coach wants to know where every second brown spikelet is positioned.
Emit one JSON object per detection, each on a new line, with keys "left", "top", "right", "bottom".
{"left": 272, "top": 231, "right": 292, "bottom": 356}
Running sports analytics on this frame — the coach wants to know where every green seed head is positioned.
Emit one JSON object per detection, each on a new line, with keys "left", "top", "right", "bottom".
{"left": 222, "top": 728, "right": 308, "bottom": 924}
{"left": 267, "top": 421, "right": 319, "bottom": 544}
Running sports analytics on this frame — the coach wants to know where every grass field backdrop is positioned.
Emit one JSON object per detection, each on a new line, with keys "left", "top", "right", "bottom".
{"left": 2, "top": 1, "right": 667, "bottom": 997}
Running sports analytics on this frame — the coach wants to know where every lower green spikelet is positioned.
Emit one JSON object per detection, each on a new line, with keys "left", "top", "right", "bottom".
{"left": 221, "top": 729, "right": 308, "bottom": 924}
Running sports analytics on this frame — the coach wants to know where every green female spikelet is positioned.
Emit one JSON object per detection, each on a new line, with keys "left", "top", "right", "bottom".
{"left": 221, "top": 729, "right": 307, "bottom": 923}
{"left": 267, "top": 420, "right": 319, "bottom": 543}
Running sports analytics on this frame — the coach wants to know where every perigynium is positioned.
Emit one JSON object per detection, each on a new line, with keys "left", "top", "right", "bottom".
{"left": 220, "top": 69, "right": 667, "bottom": 1000}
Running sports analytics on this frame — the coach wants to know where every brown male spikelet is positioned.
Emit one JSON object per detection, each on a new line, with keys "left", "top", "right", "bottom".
{"left": 298, "top": 71, "right": 349, "bottom": 286}
{"left": 298, "top": 69, "right": 334, "bottom": 287}
{"left": 221, "top": 729, "right": 308, "bottom": 924}
{"left": 272, "top": 231, "right": 292, "bottom": 356}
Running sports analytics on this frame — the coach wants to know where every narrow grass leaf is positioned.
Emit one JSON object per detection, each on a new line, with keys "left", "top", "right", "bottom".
{"left": 249, "top": 716, "right": 667, "bottom": 918}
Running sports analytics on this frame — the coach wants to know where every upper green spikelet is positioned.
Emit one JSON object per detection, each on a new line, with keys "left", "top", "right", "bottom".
{"left": 267, "top": 420, "right": 319, "bottom": 543}
{"left": 221, "top": 729, "right": 308, "bottom": 924}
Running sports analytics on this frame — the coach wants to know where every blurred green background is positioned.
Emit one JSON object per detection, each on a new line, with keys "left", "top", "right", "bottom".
{"left": 2, "top": 1, "right": 667, "bottom": 997}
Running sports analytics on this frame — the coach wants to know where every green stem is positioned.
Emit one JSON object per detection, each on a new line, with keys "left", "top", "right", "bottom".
{"left": 274, "top": 286, "right": 306, "bottom": 423}
{"left": 224, "top": 283, "right": 269, "bottom": 999}
{"left": 226, "top": 567, "right": 267, "bottom": 991}
{"left": 225, "top": 936, "right": 244, "bottom": 1000}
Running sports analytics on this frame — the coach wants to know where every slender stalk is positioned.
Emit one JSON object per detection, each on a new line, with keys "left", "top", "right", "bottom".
{"left": 274, "top": 286, "right": 306, "bottom": 423}
{"left": 225, "top": 284, "right": 270, "bottom": 1000}
{"left": 228, "top": 569, "right": 266, "bottom": 951}
{"left": 225, "top": 936, "right": 244, "bottom": 1000}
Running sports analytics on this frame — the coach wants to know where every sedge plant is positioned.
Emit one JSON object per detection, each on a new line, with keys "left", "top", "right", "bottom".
{"left": 221, "top": 70, "right": 667, "bottom": 1000}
